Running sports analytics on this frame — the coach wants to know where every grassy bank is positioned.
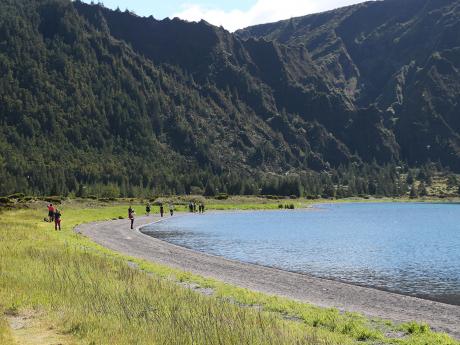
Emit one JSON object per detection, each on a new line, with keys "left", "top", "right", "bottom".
{"left": 0, "top": 201, "right": 458, "bottom": 344}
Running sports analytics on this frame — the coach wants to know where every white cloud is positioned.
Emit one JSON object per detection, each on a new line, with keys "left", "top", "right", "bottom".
{"left": 173, "top": 0, "right": 368, "bottom": 32}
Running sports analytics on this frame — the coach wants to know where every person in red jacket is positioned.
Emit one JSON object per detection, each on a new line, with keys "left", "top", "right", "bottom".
{"left": 47, "top": 204, "right": 55, "bottom": 222}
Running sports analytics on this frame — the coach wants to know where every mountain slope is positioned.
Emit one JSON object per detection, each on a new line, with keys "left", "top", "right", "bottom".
{"left": 0, "top": 0, "right": 459, "bottom": 196}
{"left": 236, "top": 0, "right": 460, "bottom": 169}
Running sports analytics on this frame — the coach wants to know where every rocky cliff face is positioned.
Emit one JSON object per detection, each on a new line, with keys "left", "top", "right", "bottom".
{"left": 236, "top": 0, "right": 460, "bottom": 169}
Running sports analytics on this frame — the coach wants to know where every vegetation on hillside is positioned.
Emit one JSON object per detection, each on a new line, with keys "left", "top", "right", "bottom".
{"left": 1, "top": 0, "right": 460, "bottom": 197}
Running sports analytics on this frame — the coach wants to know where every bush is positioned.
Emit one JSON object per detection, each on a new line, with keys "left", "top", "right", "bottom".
{"left": 215, "top": 193, "right": 229, "bottom": 200}
{"left": 152, "top": 198, "right": 164, "bottom": 206}
{"left": 22, "top": 196, "right": 35, "bottom": 202}
{"left": 7, "top": 193, "right": 25, "bottom": 200}
{"left": 263, "top": 195, "right": 281, "bottom": 200}
{"left": 400, "top": 322, "right": 430, "bottom": 335}
{"left": 190, "top": 186, "right": 204, "bottom": 195}
{"left": 43, "top": 196, "right": 62, "bottom": 204}
{"left": 99, "top": 197, "right": 116, "bottom": 202}
{"left": 278, "top": 204, "right": 284, "bottom": 209}
{"left": 0, "top": 196, "right": 11, "bottom": 204}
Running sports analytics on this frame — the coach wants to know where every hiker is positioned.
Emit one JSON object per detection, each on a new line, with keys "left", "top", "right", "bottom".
{"left": 54, "top": 208, "right": 62, "bottom": 231}
{"left": 146, "top": 202, "right": 151, "bottom": 216}
{"left": 169, "top": 203, "right": 174, "bottom": 216}
{"left": 200, "top": 203, "right": 205, "bottom": 213}
{"left": 160, "top": 204, "right": 164, "bottom": 217}
{"left": 189, "top": 202, "right": 193, "bottom": 213}
{"left": 47, "top": 203, "right": 55, "bottom": 222}
{"left": 128, "top": 206, "right": 135, "bottom": 229}
{"left": 193, "top": 202, "right": 197, "bottom": 213}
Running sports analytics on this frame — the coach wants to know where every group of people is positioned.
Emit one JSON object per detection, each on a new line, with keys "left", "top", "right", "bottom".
{"left": 45, "top": 200, "right": 207, "bottom": 232}
{"left": 46, "top": 203, "right": 62, "bottom": 231}
{"left": 188, "top": 201, "right": 205, "bottom": 213}
{"left": 145, "top": 202, "right": 174, "bottom": 217}
{"left": 128, "top": 202, "right": 176, "bottom": 229}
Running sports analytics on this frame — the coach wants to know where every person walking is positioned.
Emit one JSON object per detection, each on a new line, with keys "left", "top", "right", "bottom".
{"left": 146, "top": 202, "right": 151, "bottom": 216}
{"left": 169, "top": 203, "right": 174, "bottom": 216}
{"left": 54, "top": 208, "right": 62, "bottom": 231}
{"left": 160, "top": 204, "right": 164, "bottom": 218}
{"left": 128, "top": 206, "right": 135, "bottom": 229}
{"left": 47, "top": 203, "right": 55, "bottom": 222}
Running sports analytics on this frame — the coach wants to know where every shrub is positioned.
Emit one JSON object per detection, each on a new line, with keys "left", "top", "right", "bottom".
{"left": 400, "top": 322, "right": 430, "bottom": 335}
{"left": 99, "top": 197, "right": 116, "bottom": 202}
{"left": 7, "top": 193, "right": 25, "bottom": 200}
{"left": 43, "top": 196, "right": 62, "bottom": 204}
{"left": 22, "top": 196, "right": 35, "bottom": 202}
{"left": 0, "top": 197, "right": 11, "bottom": 204}
{"left": 190, "top": 186, "right": 204, "bottom": 195}
{"left": 263, "top": 195, "right": 281, "bottom": 200}
{"left": 215, "top": 193, "right": 229, "bottom": 200}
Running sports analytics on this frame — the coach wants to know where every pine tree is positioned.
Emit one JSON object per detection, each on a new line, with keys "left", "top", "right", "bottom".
{"left": 409, "top": 183, "right": 418, "bottom": 199}
{"left": 418, "top": 182, "right": 428, "bottom": 197}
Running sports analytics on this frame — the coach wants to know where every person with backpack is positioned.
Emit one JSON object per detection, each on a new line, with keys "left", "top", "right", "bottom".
{"left": 169, "top": 203, "right": 174, "bottom": 216}
{"left": 54, "top": 208, "right": 62, "bottom": 231}
{"left": 146, "top": 202, "right": 151, "bottom": 216}
{"left": 128, "top": 206, "right": 135, "bottom": 229}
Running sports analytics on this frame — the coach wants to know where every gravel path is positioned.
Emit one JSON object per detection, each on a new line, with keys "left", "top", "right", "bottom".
{"left": 75, "top": 215, "right": 460, "bottom": 339}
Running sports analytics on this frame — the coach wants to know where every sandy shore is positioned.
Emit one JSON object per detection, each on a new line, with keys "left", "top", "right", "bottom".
{"left": 75, "top": 214, "right": 460, "bottom": 339}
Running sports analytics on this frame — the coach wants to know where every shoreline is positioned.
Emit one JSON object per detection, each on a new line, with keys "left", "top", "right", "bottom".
{"left": 76, "top": 213, "right": 460, "bottom": 339}
{"left": 141, "top": 214, "right": 459, "bottom": 307}
{"left": 141, "top": 205, "right": 459, "bottom": 306}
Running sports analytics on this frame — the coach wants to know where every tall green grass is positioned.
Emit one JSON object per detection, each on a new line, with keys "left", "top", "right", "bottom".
{"left": 0, "top": 317, "right": 14, "bottom": 345}
{"left": 0, "top": 205, "right": 458, "bottom": 345}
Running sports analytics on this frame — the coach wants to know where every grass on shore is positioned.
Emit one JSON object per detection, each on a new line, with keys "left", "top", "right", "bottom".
{"left": 0, "top": 201, "right": 458, "bottom": 345}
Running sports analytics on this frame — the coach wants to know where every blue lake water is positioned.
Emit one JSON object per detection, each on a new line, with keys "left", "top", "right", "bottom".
{"left": 142, "top": 203, "right": 460, "bottom": 305}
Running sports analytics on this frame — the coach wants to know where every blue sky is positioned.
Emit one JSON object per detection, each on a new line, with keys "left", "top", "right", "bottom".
{"left": 81, "top": 0, "right": 369, "bottom": 31}
{"left": 82, "top": 0, "right": 253, "bottom": 19}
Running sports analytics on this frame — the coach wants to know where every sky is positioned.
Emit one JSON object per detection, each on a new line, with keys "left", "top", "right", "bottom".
{"left": 81, "top": 0, "right": 369, "bottom": 32}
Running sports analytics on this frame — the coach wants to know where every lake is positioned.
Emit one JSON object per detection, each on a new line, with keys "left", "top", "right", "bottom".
{"left": 142, "top": 203, "right": 460, "bottom": 305}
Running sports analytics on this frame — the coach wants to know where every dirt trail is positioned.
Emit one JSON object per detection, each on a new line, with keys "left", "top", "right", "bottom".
{"left": 76, "top": 215, "right": 460, "bottom": 339}
{"left": 7, "top": 310, "right": 76, "bottom": 345}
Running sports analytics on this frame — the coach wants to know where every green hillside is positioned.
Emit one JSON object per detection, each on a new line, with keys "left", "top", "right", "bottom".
{"left": 1, "top": 0, "right": 459, "bottom": 197}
